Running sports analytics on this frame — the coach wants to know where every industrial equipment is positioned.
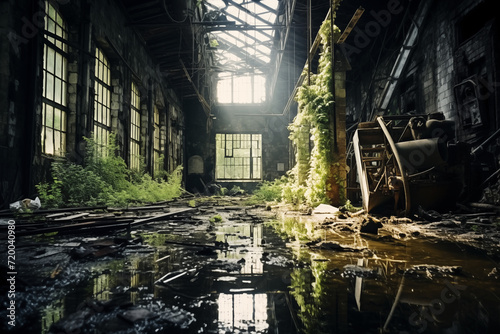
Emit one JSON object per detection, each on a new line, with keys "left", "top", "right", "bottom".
{"left": 353, "top": 113, "right": 469, "bottom": 214}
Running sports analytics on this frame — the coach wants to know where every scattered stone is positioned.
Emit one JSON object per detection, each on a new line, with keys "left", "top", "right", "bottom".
{"left": 405, "top": 265, "right": 463, "bottom": 278}
{"left": 488, "top": 267, "right": 499, "bottom": 279}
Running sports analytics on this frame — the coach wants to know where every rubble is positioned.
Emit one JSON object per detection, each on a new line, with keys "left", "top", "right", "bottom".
{"left": 2, "top": 196, "right": 499, "bottom": 334}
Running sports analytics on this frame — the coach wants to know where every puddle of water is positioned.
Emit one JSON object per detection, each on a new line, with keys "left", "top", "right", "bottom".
{"left": 1, "top": 209, "right": 499, "bottom": 334}
{"left": 270, "top": 214, "right": 500, "bottom": 334}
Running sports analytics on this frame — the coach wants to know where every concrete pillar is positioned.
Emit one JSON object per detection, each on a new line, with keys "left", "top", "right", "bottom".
{"left": 326, "top": 48, "right": 350, "bottom": 206}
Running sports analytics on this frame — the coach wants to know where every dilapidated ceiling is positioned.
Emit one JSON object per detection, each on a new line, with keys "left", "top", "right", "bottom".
{"left": 116, "top": 0, "right": 406, "bottom": 108}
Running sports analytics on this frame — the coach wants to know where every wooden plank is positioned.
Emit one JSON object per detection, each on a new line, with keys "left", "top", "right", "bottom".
{"left": 130, "top": 208, "right": 195, "bottom": 226}
{"left": 54, "top": 212, "right": 90, "bottom": 221}
{"left": 6, "top": 208, "right": 195, "bottom": 237}
{"left": 46, "top": 212, "right": 69, "bottom": 219}
{"left": 126, "top": 205, "right": 168, "bottom": 211}
{"left": 13, "top": 218, "right": 135, "bottom": 237}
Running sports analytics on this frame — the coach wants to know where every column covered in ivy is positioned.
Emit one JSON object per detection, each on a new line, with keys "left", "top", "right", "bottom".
{"left": 289, "top": 2, "right": 347, "bottom": 206}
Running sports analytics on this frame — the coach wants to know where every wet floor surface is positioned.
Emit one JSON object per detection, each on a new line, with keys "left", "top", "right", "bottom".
{"left": 1, "top": 200, "right": 499, "bottom": 333}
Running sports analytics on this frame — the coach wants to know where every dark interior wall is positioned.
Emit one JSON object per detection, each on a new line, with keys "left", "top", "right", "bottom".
{"left": 0, "top": 0, "right": 41, "bottom": 207}
{"left": 0, "top": 0, "right": 187, "bottom": 208}
{"left": 344, "top": 0, "right": 499, "bottom": 199}
{"left": 345, "top": 0, "right": 498, "bottom": 141}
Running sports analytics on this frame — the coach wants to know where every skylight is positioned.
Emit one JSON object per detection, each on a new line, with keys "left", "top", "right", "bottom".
{"left": 203, "top": 0, "right": 279, "bottom": 104}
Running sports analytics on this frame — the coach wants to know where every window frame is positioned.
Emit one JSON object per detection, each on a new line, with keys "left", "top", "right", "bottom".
{"left": 130, "top": 82, "right": 141, "bottom": 170}
{"left": 215, "top": 133, "right": 262, "bottom": 181}
{"left": 93, "top": 47, "right": 112, "bottom": 156}
{"left": 153, "top": 105, "right": 163, "bottom": 175}
{"left": 41, "top": 1, "right": 68, "bottom": 156}
{"left": 216, "top": 73, "right": 267, "bottom": 105}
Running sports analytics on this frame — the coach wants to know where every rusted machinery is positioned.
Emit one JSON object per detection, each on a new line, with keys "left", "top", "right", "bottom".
{"left": 353, "top": 113, "right": 469, "bottom": 214}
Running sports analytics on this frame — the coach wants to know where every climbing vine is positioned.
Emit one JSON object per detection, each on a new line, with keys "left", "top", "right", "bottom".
{"left": 289, "top": 13, "right": 344, "bottom": 207}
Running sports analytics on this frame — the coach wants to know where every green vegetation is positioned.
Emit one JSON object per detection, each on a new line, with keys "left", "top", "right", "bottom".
{"left": 209, "top": 214, "right": 223, "bottom": 223}
{"left": 36, "top": 134, "right": 183, "bottom": 208}
{"left": 250, "top": 17, "right": 346, "bottom": 209}
{"left": 289, "top": 17, "right": 344, "bottom": 207}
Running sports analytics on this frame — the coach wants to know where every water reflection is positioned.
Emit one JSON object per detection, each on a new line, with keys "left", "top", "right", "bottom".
{"left": 218, "top": 293, "right": 268, "bottom": 333}
{"left": 6, "top": 209, "right": 500, "bottom": 334}
{"left": 270, "top": 214, "right": 500, "bottom": 334}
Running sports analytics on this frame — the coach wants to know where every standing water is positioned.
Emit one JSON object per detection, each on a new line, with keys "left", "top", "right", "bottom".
{"left": 1, "top": 204, "right": 499, "bottom": 333}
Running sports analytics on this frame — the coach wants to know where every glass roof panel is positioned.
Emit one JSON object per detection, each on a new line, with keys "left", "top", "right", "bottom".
{"left": 204, "top": 0, "right": 279, "bottom": 76}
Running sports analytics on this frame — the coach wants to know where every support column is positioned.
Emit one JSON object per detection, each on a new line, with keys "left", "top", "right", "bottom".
{"left": 326, "top": 48, "right": 350, "bottom": 206}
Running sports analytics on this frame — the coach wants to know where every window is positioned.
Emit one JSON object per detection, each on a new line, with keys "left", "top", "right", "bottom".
{"left": 217, "top": 73, "right": 266, "bottom": 104}
{"left": 153, "top": 105, "right": 162, "bottom": 174}
{"left": 130, "top": 82, "right": 141, "bottom": 170}
{"left": 216, "top": 134, "right": 262, "bottom": 181}
{"left": 94, "top": 47, "right": 111, "bottom": 155}
{"left": 41, "top": 1, "right": 68, "bottom": 156}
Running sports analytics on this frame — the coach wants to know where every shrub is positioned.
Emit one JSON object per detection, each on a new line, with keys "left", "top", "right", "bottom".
{"left": 251, "top": 176, "right": 287, "bottom": 202}
{"left": 37, "top": 134, "right": 183, "bottom": 208}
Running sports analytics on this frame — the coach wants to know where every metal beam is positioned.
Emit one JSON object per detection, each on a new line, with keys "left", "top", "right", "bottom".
{"left": 337, "top": 6, "right": 365, "bottom": 44}
{"left": 180, "top": 59, "right": 211, "bottom": 118}
{"left": 374, "top": 0, "right": 433, "bottom": 116}
{"left": 205, "top": 2, "right": 273, "bottom": 40}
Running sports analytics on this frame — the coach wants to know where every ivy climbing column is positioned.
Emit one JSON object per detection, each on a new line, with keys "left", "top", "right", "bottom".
{"left": 289, "top": 2, "right": 348, "bottom": 207}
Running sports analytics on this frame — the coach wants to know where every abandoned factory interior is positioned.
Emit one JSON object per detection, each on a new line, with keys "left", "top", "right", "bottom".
{"left": 1, "top": 0, "right": 500, "bottom": 333}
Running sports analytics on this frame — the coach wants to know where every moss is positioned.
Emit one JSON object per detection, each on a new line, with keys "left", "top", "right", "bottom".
{"left": 209, "top": 214, "right": 223, "bottom": 223}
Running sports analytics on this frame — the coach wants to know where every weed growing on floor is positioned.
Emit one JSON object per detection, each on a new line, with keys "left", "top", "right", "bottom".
{"left": 36, "top": 134, "right": 183, "bottom": 208}
{"left": 246, "top": 172, "right": 306, "bottom": 208}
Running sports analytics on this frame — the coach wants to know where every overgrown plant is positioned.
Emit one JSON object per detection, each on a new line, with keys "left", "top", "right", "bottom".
{"left": 289, "top": 14, "right": 345, "bottom": 207}
{"left": 36, "top": 134, "right": 183, "bottom": 208}
{"left": 247, "top": 172, "right": 306, "bottom": 207}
